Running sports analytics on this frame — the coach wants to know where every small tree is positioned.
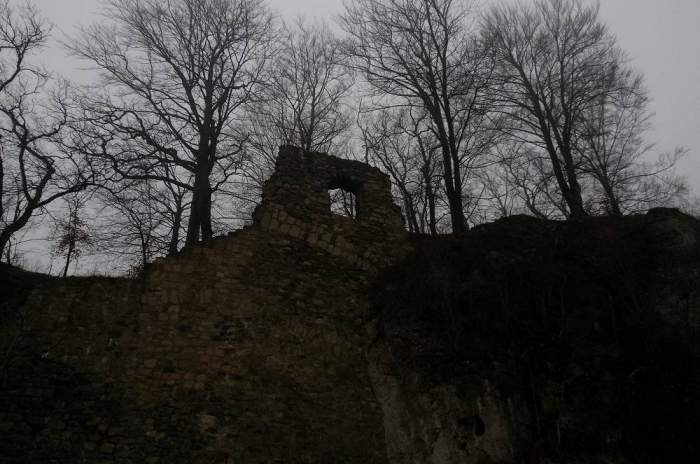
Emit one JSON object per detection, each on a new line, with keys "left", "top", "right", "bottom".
{"left": 52, "top": 197, "right": 93, "bottom": 277}
{"left": 96, "top": 176, "right": 189, "bottom": 271}
{"left": 679, "top": 195, "right": 700, "bottom": 219}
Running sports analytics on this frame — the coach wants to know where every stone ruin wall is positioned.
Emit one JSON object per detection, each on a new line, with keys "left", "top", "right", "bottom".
{"left": 7, "top": 147, "right": 699, "bottom": 464}
{"left": 2, "top": 147, "right": 411, "bottom": 463}
{"left": 252, "top": 146, "right": 407, "bottom": 270}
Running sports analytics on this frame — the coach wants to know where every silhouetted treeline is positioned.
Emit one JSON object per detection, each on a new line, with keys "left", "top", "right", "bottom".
{"left": 0, "top": 0, "right": 694, "bottom": 273}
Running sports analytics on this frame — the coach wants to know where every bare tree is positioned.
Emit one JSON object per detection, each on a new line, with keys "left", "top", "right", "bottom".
{"left": 679, "top": 195, "right": 700, "bottom": 219}
{"left": 0, "top": 0, "right": 45, "bottom": 94}
{"left": 0, "top": 226, "right": 27, "bottom": 266}
{"left": 359, "top": 106, "right": 442, "bottom": 234}
{"left": 0, "top": 2, "right": 94, "bottom": 259}
{"left": 242, "top": 18, "right": 353, "bottom": 196}
{"left": 68, "top": 0, "right": 275, "bottom": 246}
{"left": 474, "top": 164, "right": 520, "bottom": 220}
{"left": 576, "top": 69, "right": 686, "bottom": 215}
{"left": 340, "top": 0, "right": 494, "bottom": 233}
{"left": 96, "top": 177, "right": 188, "bottom": 271}
{"left": 482, "top": 0, "right": 632, "bottom": 218}
{"left": 482, "top": 140, "right": 568, "bottom": 219}
{"left": 267, "top": 18, "right": 353, "bottom": 152}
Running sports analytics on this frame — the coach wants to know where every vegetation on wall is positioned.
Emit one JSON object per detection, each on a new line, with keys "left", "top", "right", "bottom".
{"left": 371, "top": 213, "right": 700, "bottom": 462}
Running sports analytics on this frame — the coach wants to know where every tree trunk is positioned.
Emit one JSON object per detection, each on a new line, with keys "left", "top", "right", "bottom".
{"left": 0, "top": 210, "right": 33, "bottom": 263}
{"left": 440, "top": 145, "right": 467, "bottom": 234}
{"left": 543, "top": 141, "right": 587, "bottom": 219}
{"left": 62, "top": 243, "right": 74, "bottom": 277}
{"left": 423, "top": 169, "right": 438, "bottom": 236}
{"left": 168, "top": 207, "right": 182, "bottom": 256}
{"left": 558, "top": 145, "right": 586, "bottom": 218}
{"left": 565, "top": 171, "right": 587, "bottom": 218}
{"left": 402, "top": 195, "right": 420, "bottom": 233}
{"left": 431, "top": 111, "right": 467, "bottom": 234}
{"left": 601, "top": 180, "right": 622, "bottom": 216}
{"left": 0, "top": 233, "right": 10, "bottom": 263}
{"left": 568, "top": 193, "right": 587, "bottom": 218}
{"left": 185, "top": 190, "right": 201, "bottom": 246}
{"left": 201, "top": 186, "right": 213, "bottom": 241}
{"left": 139, "top": 230, "right": 149, "bottom": 269}
{"left": 185, "top": 157, "right": 213, "bottom": 246}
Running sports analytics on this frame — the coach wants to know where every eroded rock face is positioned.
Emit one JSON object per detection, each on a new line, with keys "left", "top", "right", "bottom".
{"left": 645, "top": 207, "right": 700, "bottom": 251}
{"left": 369, "top": 211, "right": 700, "bottom": 463}
{"left": 368, "top": 342, "right": 514, "bottom": 464}
{"left": 645, "top": 208, "right": 700, "bottom": 353}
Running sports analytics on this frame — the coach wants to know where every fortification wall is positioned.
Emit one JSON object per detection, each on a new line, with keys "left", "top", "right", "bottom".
{"left": 2, "top": 148, "right": 410, "bottom": 463}
{"left": 4, "top": 147, "right": 700, "bottom": 464}
{"left": 253, "top": 146, "right": 407, "bottom": 269}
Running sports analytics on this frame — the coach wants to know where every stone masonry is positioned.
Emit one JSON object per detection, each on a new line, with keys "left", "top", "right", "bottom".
{"left": 253, "top": 145, "right": 407, "bottom": 270}
{"left": 2, "top": 147, "right": 410, "bottom": 463}
{"left": 4, "top": 147, "right": 700, "bottom": 464}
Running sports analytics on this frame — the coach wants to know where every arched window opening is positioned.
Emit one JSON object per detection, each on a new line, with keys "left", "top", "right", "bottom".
{"left": 329, "top": 188, "right": 356, "bottom": 219}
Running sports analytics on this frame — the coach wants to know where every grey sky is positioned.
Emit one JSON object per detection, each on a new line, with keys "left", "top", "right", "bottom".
{"left": 13, "top": 0, "right": 700, "bottom": 273}
{"left": 599, "top": 0, "right": 700, "bottom": 194}
{"left": 31, "top": 0, "right": 699, "bottom": 194}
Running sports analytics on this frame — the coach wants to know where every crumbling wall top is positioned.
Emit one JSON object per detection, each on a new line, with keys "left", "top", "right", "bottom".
{"left": 253, "top": 146, "right": 408, "bottom": 269}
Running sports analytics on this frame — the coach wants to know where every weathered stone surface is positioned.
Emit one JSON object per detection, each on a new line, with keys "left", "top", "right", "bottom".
{"left": 368, "top": 212, "right": 700, "bottom": 463}
{"left": 645, "top": 207, "right": 700, "bottom": 251}
{"left": 1, "top": 147, "right": 409, "bottom": 463}
{"left": 252, "top": 146, "right": 408, "bottom": 271}
{"left": 367, "top": 343, "right": 514, "bottom": 464}
{"left": 3, "top": 148, "right": 700, "bottom": 463}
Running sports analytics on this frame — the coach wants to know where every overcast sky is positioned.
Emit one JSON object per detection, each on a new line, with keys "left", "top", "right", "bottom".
{"left": 14, "top": 0, "right": 700, "bottom": 272}
{"left": 31, "top": 0, "right": 700, "bottom": 193}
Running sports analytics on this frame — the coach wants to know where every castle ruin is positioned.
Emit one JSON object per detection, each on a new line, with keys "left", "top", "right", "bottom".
{"left": 4, "top": 147, "right": 412, "bottom": 463}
